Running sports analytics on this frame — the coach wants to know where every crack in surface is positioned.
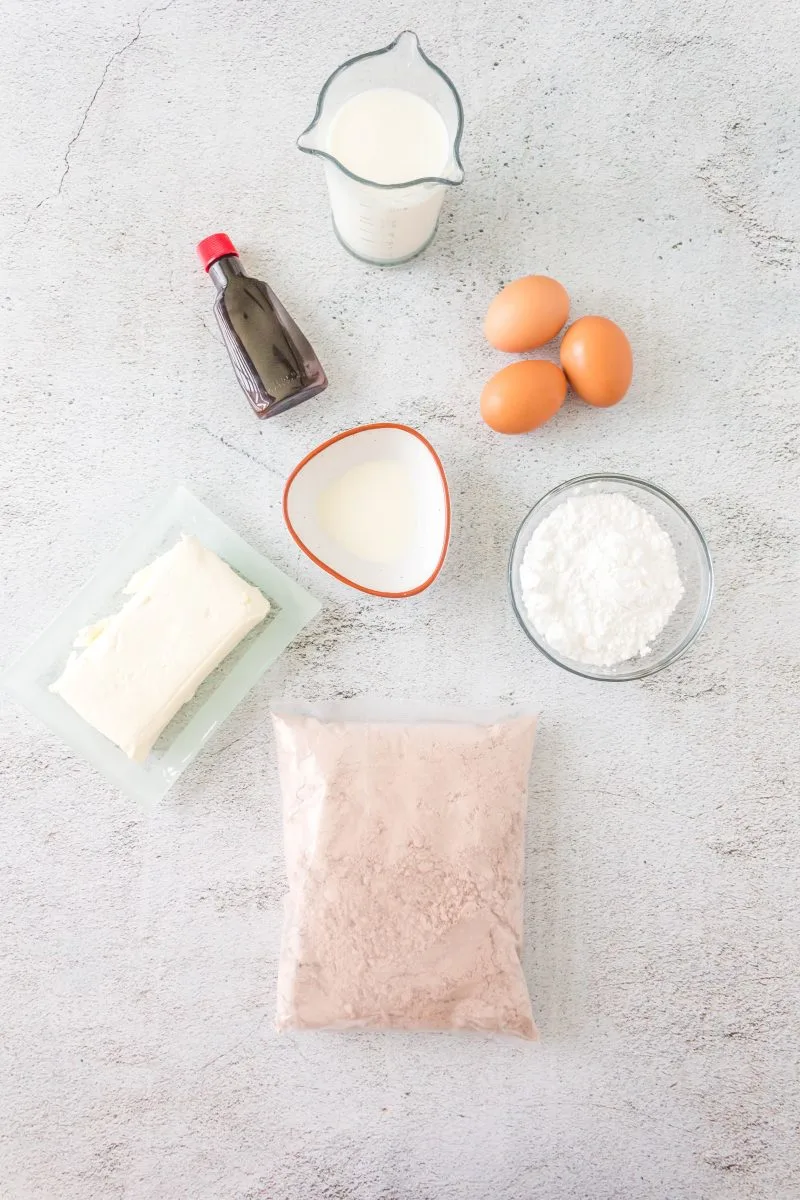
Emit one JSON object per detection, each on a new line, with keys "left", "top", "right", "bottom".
{"left": 195, "top": 1009, "right": 270, "bottom": 1073}
{"left": 196, "top": 423, "right": 281, "bottom": 476}
{"left": 698, "top": 166, "right": 798, "bottom": 270}
{"left": 169, "top": 268, "right": 219, "bottom": 342}
{"left": 615, "top": 30, "right": 708, "bottom": 61}
{"left": 18, "top": 0, "right": 177, "bottom": 232}
{"left": 697, "top": 120, "right": 798, "bottom": 272}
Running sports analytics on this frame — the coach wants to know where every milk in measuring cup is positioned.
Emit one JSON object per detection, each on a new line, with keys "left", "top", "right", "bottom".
{"left": 325, "top": 88, "right": 452, "bottom": 263}
{"left": 298, "top": 31, "right": 464, "bottom": 264}
{"left": 328, "top": 88, "right": 450, "bottom": 184}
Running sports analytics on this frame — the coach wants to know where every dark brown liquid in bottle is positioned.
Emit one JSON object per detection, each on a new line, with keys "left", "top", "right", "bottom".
{"left": 209, "top": 256, "right": 327, "bottom": 419}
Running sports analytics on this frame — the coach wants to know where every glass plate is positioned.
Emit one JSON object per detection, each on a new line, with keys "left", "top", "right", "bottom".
{"left": 2, "top": 486, "right": 321, "bottom": 805}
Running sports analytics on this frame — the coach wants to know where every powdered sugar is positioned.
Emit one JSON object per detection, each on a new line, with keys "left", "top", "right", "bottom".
{"left": 520, "top": 492, "right": 684, "bottom": 668}
{"left": 272, "top": 711, "right": 538, "bottom": 1039}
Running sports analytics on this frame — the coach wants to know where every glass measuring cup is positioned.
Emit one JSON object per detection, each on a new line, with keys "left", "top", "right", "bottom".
{"left": 297, "top": 31, "right": 464, "bottom": 266}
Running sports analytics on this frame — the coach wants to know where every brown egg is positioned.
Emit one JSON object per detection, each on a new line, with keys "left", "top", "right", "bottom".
{"left": 484, "top": 276, "right": 570, "bottom": 352}
{"left": 559, "top": 316, "right": 633, "bottom": 407}
{"left": 480, "top": 361, "right": 567, "bottom": 434}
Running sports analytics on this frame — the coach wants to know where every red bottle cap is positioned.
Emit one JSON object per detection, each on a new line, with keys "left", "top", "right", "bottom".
{"left": 196, "top": 232, "right": 238, "bottom": 272}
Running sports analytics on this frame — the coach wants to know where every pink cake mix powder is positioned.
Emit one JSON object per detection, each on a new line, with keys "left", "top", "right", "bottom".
{"left": 272, "top": 710, "right": 538, "bottom": 1039}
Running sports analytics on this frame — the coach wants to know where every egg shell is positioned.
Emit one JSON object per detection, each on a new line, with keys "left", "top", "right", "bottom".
{"left": 480, "top": 360, "right": 567, "bottom": 434}
{"left": 484, "top": 276, "right": 570, "bottom": 352}
{"left": 560, "top": 316, "right": 633, "bottom": 407}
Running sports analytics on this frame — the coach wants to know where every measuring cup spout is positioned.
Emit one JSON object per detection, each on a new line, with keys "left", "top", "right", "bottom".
{"left": 296, "top": 115, "right": 322, "bottom": 155}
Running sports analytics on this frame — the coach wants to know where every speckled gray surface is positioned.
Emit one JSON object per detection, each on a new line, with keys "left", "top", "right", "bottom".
{"left": 1, "top": 1, "right": 799, "bottom": 1197}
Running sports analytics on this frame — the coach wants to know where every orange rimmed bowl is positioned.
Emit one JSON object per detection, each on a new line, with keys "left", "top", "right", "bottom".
{"left": 283, "top": 423, "right": 450, "bottom": 597}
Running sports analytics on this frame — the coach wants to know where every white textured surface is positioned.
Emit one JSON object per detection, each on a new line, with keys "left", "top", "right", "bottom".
{"left": 1, "top": 1, "right": 798, "bottom": 1197}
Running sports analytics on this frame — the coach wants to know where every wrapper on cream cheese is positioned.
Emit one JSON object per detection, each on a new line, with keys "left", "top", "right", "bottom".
{"left": 51, "top": 536, "right": 269, "bottom": 761}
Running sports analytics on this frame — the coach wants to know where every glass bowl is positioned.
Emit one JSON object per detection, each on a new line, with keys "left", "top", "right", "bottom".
{"left": 508, "top": 474, "right": 714, "bottom": 682}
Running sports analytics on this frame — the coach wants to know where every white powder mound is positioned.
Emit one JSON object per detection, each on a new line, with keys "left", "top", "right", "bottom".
{"left": 520, "top": 492, "right": 684, "bottom": 668}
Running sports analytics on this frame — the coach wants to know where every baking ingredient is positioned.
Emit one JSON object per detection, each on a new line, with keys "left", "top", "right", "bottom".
{"left": 559, "top": 316, "right": 633, "bottom": 407}
{"left": 484, "top": 275, "right": 570, "bottom": 352}
{"left": 317, "top": 459, "right": 416, "bottom": 564}
{"left": 301, "top": 33, "right": 463, "bottom": 265}
{"left": 327, "top": 87, "right": 450, "bottom": 185}
{"left": 197, "top": 233, "right": 327, "bottom": 419}
{"left": 51, "top": 535, "right": 270, "bottom": 761}
{"left": 272, "top": 709, "right": 538, "bottom": 1038}
{"left": 481, "top": 360, "right": 567, "bottom": 434}
{"left": 520, "top": 492, "right": 683, "bottom": 667}
{"left": 323, "top": 87, "right": 452, "bottom": 264}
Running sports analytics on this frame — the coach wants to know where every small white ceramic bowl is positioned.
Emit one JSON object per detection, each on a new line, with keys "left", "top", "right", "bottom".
{"left": 283, "top": 423, "right": 450, "bottom": 597}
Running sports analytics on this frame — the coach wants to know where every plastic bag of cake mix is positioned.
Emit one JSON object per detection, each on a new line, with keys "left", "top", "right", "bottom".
{"left": 271, "top": 703, "right": 538, "bottom": 1039}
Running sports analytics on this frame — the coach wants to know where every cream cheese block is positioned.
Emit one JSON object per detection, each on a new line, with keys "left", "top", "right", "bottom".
{"left": 51, "top": 535, "right": 270, "bottom": 762}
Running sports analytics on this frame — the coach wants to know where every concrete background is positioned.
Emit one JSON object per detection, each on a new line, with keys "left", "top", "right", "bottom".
{"left": 1, "top": 0, "right": 798, "bottom": 1196}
